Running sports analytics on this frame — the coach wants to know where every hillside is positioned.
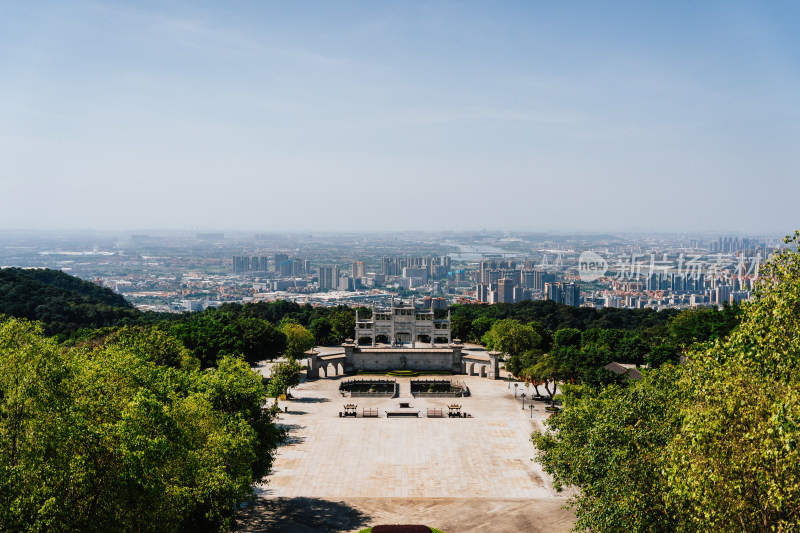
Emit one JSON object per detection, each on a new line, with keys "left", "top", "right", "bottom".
{"left": 0, "top": 268, "right": 140, "bottom": 336}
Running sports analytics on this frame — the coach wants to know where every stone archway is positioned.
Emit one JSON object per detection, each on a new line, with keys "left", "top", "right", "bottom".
{"left": 336, "top": 362, "right": 344, "bottom": 375}
{"left": 318, "top": 366, "right": 327, "bottom": 379}
{"left": 479, "top": 365, "right": 487, "bottom": 378}
{"left": 467, "top": 362, "right": 476, "bottom": 376}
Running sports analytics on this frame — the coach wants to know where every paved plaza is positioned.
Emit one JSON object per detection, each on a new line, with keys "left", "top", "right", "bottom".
{"left": 238, "top": 371, "right": 575, "bottom": 532}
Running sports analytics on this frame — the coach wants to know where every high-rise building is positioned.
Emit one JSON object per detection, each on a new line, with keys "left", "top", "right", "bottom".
{"left": 479, "top": 261, "right": 496, "bottom": 284}
{"left": 563, "top": 282, "right": 581, "bottom": 306}
{"left": 279, "top": 260, "right": 293, "bottom": 277}
{"left": 338, "top": 276, "right": 354, "bottom": 291}
{"left": 232, "top": 256, "right": 250, "bottom": 274}
{"left": 381, "top": 257, "right": 395, "bottom": 276}
{"left": 476, "top": 283, "right": 489, "bottom": 303}
{"left": 402, "top": 267, "right": 428, "bottom": 284}
{"left": 273, "top": 253, "right": 289, "bottom": 272}
{"left": 498, "top": 278, "right": 515, "bottom": 304}
{"left": 318, "top": 266, "right": 339, "bottom": 289}
{"left": 524, "top": 270, "right": 556, "bottom": 291}
{"left": 544, "top": 282, "right": 562, "bottom": 303}
{"left": 352, "top": 261, "right": 365, "bottom": 280}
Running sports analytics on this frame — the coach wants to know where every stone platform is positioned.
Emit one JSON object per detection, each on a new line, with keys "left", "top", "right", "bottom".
{"left": 237, "top": 374, "right": 574, "bottom": 532}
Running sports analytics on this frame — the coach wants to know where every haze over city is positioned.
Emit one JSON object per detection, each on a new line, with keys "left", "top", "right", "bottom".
{"left": 2, "top": 1, "right": 799, "bottom": 233}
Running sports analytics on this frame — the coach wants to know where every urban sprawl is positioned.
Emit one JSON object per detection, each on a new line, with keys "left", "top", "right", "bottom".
{"left": 0, "top": 231, "right": 782, "bottom": 313}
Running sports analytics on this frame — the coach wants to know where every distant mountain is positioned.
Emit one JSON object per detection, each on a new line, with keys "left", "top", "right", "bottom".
{"left": 0, "top": 268, "right": 139, "bottom": 336}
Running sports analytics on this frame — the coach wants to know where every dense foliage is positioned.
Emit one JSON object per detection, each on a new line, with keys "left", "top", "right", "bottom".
{"left": 448, "top": 300, "right": 683, "bottom": 342}
{"left": 533, "top": 367, "right": 684, "bottom": 531}
{"left": 167, "top": 310, "right": 287, "bottom": 368}
{"left": 0, "top": 317, "right": 284, "bottom": 532}
{"left": 0, "top": 268, "right": 144, "bottom": 337}
{"left": 533, "top": 232, "right": 800, "bottom": 532}
{"left": 267, "top": 358, "right": 304, "bottom": 398}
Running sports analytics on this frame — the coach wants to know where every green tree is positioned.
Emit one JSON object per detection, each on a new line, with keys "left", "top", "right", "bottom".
{"left": 280, "top": 323, "right": 315, "bottom": 359}
{"left": 533, "top": 366, "right": 684, "bottom": 532}
{"left": 328, "top": 309, "right": 355, "bottom": 343}
{"left": 309, "top": 317, "right": 335, "bottom": 346}
{"left": 668, "top": 304, "right": 740, "bottom": 348}
{"left": 168, "top": 312, "right": 286, "bottom": 367}
{"left": 450, "top": 314, "right": 473, "bottom": 342}
{"left": 532, "top": 231, "right": 800, "bottom": 532}
{"left": 664, "top": 232, "right": 800, "bottom": 530}
{"left": 267, "top": 358, "right": 303, "bottom": 398}
{"left": 526, "top": 320, "right": 553, "bottom": 350}
{"left": 646, "top": 343, "right": 680, "bottom": 368}
{"left": 553, "top": 328, "right": 581, "bottom": 348}
{"left": 0, "top": 317, "right": 284, "bottom": 532}
{"left": 616, "top": 333, "right": 648, "bottom": 365}
{"left": 482, "top": 319, "right": 541, "bottom": 357}
{"left": 526, "top": 351, "right": 570, "bottom": 407}
{"left": 471, "top": 316, "right": 494, "bottom": 341}
{"left": 105, "top": 325, "right": 198, "bottom": 369}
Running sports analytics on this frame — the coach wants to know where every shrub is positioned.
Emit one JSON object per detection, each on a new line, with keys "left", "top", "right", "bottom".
{"left": 372, "top": 526, "right": 431, "bottom": 533}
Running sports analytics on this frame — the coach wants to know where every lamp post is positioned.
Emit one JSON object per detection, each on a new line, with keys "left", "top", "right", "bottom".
{"left": 521, "top": 392, "right": 526, "bottom": 409}
{"left": 514, "top": 383, "right": 518, "bottom": 398}
{"left": 529, "top": 404, "right": 534, "bottom": 418}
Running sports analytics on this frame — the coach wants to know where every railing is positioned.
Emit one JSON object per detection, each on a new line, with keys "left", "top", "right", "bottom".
{"left": 410, "top": 379, "right": 470, "bottom": 398}
{"left": 346, "top": 388, "right": 398, "bottom": 398}
{"left": 339, "top": 378, "right": 399, "bottom": 398}
{"left": 340, "top": 378, "right": 396, "bottom": 386}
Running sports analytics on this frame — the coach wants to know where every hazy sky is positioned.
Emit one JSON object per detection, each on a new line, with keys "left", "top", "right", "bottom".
{"left": 1, "top": 1, "right": 798, "bottom": 233}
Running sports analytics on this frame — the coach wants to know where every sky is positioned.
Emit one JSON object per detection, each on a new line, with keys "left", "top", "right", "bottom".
{"left": 1, "top": 1, "right": 798, "bottom": 234}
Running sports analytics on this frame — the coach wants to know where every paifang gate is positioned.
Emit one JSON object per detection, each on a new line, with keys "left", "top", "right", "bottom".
{"left": 305, "top": 340, "right": 502, "bottom": 380}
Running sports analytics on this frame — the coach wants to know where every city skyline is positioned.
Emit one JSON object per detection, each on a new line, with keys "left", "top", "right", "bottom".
{"left": 2, "top": 1, "right": 799, "bottom": 233}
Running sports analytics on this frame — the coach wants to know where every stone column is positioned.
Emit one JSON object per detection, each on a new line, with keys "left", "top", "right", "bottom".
{"left": 305, "top": 349, "right": 320, "bottom": 380}
{"left": 411, "top": 309, "right": 416, "bottom": 348}
{"left": 487, "top": 351, "right": 502, "bottom": 380}
{"left": 371, "top": 302, "right": 376, "bottom": 347}
{"left": 451, "top": 339, "right": 464, "bottom": 374}
{"left": 342, "top": 339, "right": 357, "bottom": 374}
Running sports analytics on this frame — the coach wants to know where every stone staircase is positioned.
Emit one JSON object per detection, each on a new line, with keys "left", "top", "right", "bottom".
{"left": 397, "top": 380, "right": 412, "bottom": 398}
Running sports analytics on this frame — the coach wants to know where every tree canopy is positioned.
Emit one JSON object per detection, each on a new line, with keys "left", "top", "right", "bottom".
{"left": 280, "top": 323, "right": 315, "bottom": 359}
{"left": 533, "top": 231, "right": 800, "bottom": 532}
{"left": 0, "top": 268, "right": 144, "bottom": 337}
{"left": 481, "top": 319, "right": 543, "bottom": 357}
{"left": 167, "top": 310, "right": 286, "bottom": 368}
{"left": 0, "top": 316, "right": 284, "bottom": 532}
